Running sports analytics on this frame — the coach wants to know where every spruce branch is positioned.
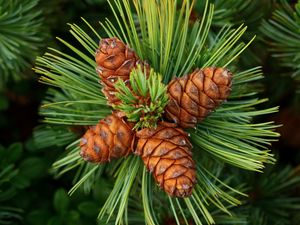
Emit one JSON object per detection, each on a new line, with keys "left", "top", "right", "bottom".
{"left": 113, "top": 66, "right": 169, "bottom": 129}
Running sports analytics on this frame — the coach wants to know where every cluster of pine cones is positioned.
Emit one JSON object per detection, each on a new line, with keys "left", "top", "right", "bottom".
{"left": 80, "top": 37, "right": 233, "bottom": 198}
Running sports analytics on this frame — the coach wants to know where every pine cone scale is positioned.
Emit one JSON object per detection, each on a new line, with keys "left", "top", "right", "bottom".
{"left": 164, "top": 165, "right": 187, "bottom": 179}
{"left": 199, "top": 92, "right": 215, "bottom": 109}
{"left": 186, "top": 80, "right": 200, "bottom": 103}
{"left": 116, "top": 60, "right": 136, "bottom": 75}
{"left": 181, "top": 93, "right": 199, "bottom": 116}
{"left": 180, "top": 108, "right": 197, "bottom": 123}
{"left": 204, "top": 79, "right": 220, "bottom": 99}
{"left": 152, "top": 142, "right": 176, "bottom": 157}
{"left": 148, "top": 157, "right": 160, "bottom": 172}
{"left": 168, "top": 80, "right": 183, "bottom": 102}
{"left": 190, "top": 69, "right": 204, "bottom": 90}
{"left": 155, "top": 159, "right": 175, "bottom": 175}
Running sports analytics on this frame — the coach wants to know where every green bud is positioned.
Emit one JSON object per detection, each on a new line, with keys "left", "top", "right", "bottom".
{"left": 113, "top": 65, "right": 169, "bottom": 130}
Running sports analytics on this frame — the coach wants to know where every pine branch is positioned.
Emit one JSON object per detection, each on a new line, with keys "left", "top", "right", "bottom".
{"left": 34, "top": 0, "right": 279, "bottom": 224}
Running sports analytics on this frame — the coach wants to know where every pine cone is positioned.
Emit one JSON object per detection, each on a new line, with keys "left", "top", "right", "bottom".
{"left": 135, "top": 122, "right": 196, "bottom": 197}
{"left": 164, "top": 67, "right": 232, "bottom": 128}
{"left": 80, "top": 112, "right": 134, "bottom": 163}
{"left": 95, "top": 37, "right": 148, "bottom": 105}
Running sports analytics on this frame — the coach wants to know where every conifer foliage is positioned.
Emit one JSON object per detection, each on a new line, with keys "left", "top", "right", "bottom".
{"left": 34, "top": 0, "right": 280, "bottom": 224}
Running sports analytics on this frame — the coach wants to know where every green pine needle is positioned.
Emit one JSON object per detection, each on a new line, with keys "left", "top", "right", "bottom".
{"left": 113, "top": 65, "right": 169, "bottom": 130}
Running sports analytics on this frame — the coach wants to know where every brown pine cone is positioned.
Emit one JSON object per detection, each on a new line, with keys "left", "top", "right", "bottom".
{"left": 95, "top": 37, "right": 148, "bottom": 105}
{"left": 80, "top": 112, "right": 134, "bottom": 163}
{"left": 135, "top": 122, "right": 196, "bottom": 197}
{"left": 164, "top": 67, "right": 232, "bottom": 128}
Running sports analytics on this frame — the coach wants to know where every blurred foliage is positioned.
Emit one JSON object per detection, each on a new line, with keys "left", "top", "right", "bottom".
{"left": 0, "top": 1, "right": 115, "bottom": 224}
{"left": 0, "top": 140, "right": 116, "bottom": 225}
{"left": 0, "top": 79, "right": 44, "bottom": 146}
{"left": 261, "top": 0, "right": 300, "bottom": 83}
{"left": 0, "top": 142, "right": 48, "bottom": 224}
{"left": 0, "top": 0, "right": 113, "bottom": 90}
{"left": 238, "top": 165, "right": 300, "bottom": 225}
{"left": 246, "top": 166, "right": 300, "bottom": 225}
{"left": 0, "top": 0, "right": 48, "bottom": 87}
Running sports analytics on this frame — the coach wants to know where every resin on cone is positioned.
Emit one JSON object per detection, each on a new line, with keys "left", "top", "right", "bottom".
{"left": 165, "top": 67, "right": 232, "bottom": 128}
{"left": 80, "top": 112, "right": 134, "bottom": 163}
{"left": 135, "top": 122, "right": 196, "bottom": 197}
{"left": 95, "top": 37, "right": 148, "bottom": 105}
